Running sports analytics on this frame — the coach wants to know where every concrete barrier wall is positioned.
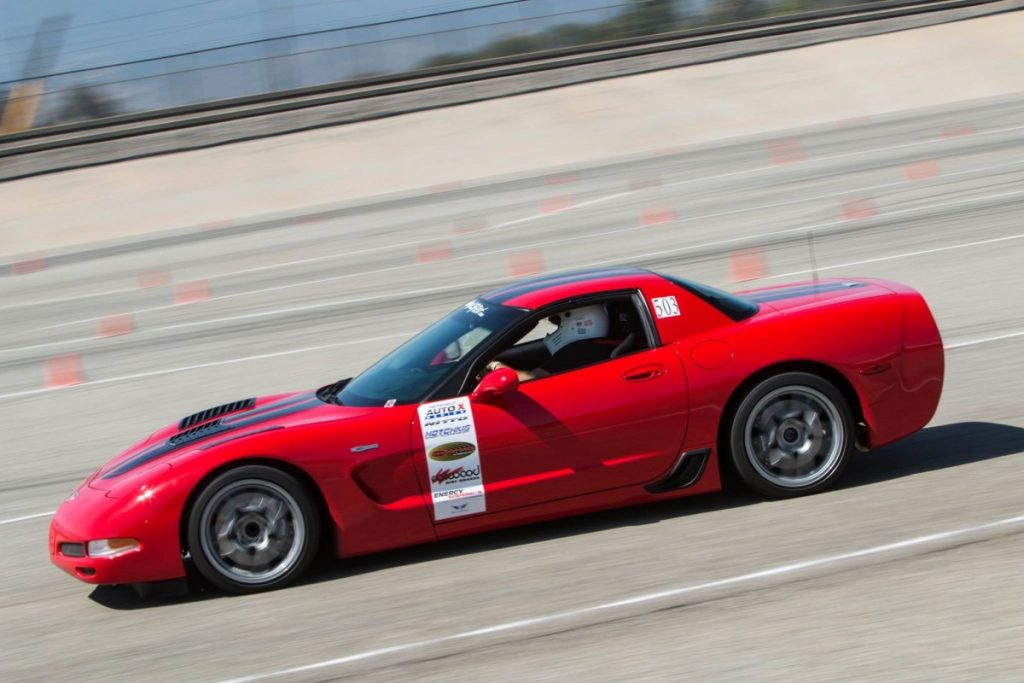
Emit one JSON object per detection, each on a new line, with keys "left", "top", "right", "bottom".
{"left": 2, "top": 10, "right": 1023, "bottom": 259}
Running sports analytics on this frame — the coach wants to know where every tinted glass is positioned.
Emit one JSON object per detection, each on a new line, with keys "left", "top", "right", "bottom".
{"left": 338, "top": 299, "right": 526, "bottom": 406}
{"left": 660, "top": 274, "right": 760, "bottom": 321}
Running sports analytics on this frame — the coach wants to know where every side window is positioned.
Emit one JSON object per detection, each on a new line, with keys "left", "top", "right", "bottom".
{"left": 482, "top": 295, "right": 651, "bottom": 384}
{"left": 516, "top": 316, "right": 558, "bottom": 345}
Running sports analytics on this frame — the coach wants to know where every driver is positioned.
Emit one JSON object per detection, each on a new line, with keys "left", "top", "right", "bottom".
{"left": 486, "top": 304, "right": 612, "bottom": 382}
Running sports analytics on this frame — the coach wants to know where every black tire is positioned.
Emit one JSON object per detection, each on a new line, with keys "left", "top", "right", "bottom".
{"left": 187, "top": 465, "right": 320, "bottom": 594}
{"left": 728, "top": 372, "right": 854, "bottom": 498}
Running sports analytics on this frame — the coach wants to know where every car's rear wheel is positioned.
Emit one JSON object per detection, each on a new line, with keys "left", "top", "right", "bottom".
{"left": 187, "top": 465, "right": 319, "bottom": 594}
{"left": 728, "top": 372, "right": 854, "bottom": 498}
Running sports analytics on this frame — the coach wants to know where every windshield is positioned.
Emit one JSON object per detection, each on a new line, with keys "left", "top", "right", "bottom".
{"left": 337, "top": 299, "right": 526, "bottom": 407}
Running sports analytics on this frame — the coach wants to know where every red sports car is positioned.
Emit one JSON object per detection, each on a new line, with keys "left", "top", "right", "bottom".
{"left": 50, "top": 267, "right": 944, "bottom": 594}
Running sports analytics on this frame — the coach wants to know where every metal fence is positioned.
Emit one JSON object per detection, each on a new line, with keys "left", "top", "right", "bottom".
{"left": 1, "top": 1, "right": 878, "bottom": 131}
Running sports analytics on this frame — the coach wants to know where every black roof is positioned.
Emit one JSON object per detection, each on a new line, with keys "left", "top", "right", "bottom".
{"left": 484, "top": 266, "right": 648, "bottom": 305}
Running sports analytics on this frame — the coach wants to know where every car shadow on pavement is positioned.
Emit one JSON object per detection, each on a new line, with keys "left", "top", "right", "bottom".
{"left": 840, "top": 420, "right": 1024, "bottom": 488}
{"left": 89, "top": 420, "right": 1024, "bottom": 609}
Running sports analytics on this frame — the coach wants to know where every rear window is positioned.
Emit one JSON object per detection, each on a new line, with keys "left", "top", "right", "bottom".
{"left": 659, "top": 274, "right": 760, "bottom": 322}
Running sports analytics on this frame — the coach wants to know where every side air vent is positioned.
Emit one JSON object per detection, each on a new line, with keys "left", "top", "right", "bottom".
{"left": 169, "top": 419, "right": 227, "bottom": 446}
{"left": 178, "top": 398, "right": 256, "bottom": 429}
{"left": 645, "top": 449, "right": 711, "bottom": 494}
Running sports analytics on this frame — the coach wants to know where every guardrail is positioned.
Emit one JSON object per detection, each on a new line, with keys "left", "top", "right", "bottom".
{"left": 1, "top": 0, "right": 999, "bottom": 147}
{"left": 4, "top": 1, "right": 879, "bottom": 137}
{"left": 0, "top": 0, "right": 1015, "bottom": 183}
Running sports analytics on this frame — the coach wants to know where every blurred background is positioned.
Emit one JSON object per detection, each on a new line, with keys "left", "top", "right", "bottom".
{"left": 2, "top": 1, "right": 875, "bottom": 128}
{"left": 3, "top": 1, "right": 1024, "bottom": 681}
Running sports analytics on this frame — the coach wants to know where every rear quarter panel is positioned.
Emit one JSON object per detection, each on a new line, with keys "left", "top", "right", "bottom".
{"left": 665, "top": 280, "right": 941, "bottom": 455}
{"left": 865, "top": 279, "right": 944, "bottom": 444}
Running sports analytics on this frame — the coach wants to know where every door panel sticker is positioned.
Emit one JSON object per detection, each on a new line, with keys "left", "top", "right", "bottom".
{"left": 418, "top": 396, "right": 486, "bottom": 520}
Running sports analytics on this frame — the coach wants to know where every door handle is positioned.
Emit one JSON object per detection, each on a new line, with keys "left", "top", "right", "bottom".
{"left": 623, "top": 364, "right": 665, "bottom": 382}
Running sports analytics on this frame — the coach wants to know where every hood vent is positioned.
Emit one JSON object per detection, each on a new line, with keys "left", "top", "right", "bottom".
{"left": 178, "top": 398, "right": 256, "bottom": 429}
{"left": 169, "top": 419, "right": 228, "bottom": 446}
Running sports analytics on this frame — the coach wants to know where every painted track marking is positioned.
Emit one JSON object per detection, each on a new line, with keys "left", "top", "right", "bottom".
{"left": 0, "top": 331, "right": 415, "bottom": 401}
{"left": 0, "top": 242, "right": 1020, "bottom": 403}
{"left": 764, "top": 232, "right": 1024, "bottom": 280}
{"left": 944, "top": 330, "right": 1024, "bottom": 349}
{"left": 32, "top": 153, "right": 1024, "bottom": 332}
{"left": 583, "top": 188, "right": 1024, "bottom": 271}
{"left": 5, "top": 186, "right": 1024, "bottom": 355}
{"left": 5, "top": 122, "right": 1024, "bottom": 314}
{"left": 0, "top": 510, "right": 56, "bottom": 525}
{"left": 219, "top": 513, "right": 1024, "bottom": 682}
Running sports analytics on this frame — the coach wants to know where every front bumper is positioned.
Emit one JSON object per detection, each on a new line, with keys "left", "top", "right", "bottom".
{"left": 49, "top": 483, "right": 187, "bottom": 585}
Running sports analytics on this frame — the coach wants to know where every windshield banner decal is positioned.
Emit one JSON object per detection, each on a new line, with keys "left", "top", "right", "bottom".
{"left": 418, "top": 396, "right": 486, "bottom": 520}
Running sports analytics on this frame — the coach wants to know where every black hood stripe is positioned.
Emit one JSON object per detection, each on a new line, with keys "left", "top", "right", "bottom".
{"left": 221, "top": 396, "right": 319, "bottom": 431}
{"left": 744, "top": 281, "right": 864, "bottom": 304}
{"left": 101, "top": 395, "right": 320, "bottom": 479}
{"left": 228, "top": 392, "right": 312, "bottom": 422}
{"left": 200, "top": 425, "right": 285, "bottom": 450}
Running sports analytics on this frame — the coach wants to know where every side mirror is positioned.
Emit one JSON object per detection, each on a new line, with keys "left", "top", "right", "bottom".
{"left": 470, "top": 367, "right": 519, "bottom": 402}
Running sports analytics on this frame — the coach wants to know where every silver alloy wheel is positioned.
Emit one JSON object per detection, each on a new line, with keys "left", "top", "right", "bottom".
{"left": 743, "top": 385, "right": 845, "bottom": 489}
{"left": 198, "top": 478, "right": 306, "bottom": 585}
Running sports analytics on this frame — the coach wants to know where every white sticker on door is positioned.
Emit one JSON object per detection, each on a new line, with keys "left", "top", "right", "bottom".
{"left": 418, "top": 396, "right": 486, "bottom": 520}
{"left": 652, "top": 295, "right": 681, "bottom": 318}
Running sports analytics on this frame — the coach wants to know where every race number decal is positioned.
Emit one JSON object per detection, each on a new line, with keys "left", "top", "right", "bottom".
{"left": 418, "top": 396, "right": 486, "bottom": 520}
{"left": 652, "top": 296, "right": 681, "bottom": 319}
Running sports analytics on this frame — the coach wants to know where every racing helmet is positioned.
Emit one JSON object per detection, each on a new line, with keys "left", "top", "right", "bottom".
{"left": 543, "top": 304, "right": 610, "bottom": 355}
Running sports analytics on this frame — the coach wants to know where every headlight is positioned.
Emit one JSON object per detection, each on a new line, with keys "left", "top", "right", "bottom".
{"left": 87, "top": 538, "right": 140, "bottom": 557}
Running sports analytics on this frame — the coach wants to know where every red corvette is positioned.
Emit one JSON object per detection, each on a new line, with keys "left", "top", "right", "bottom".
{"left": 50, "top": 267, "right": 943, "bottom": 593}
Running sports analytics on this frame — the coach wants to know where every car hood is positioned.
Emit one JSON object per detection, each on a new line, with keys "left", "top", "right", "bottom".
{"left": 737, "top": 278, "right": 897, "bottom": 313}
{"left": 88, "top": 388, "right": 374, "bottom": 488}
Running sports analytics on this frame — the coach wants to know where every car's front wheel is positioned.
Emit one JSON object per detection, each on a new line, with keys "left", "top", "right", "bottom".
{"left": 187, "top": 465, "right": 320, "bottom": 594}
{"left": 728, "top": 372, "right": 854, "bottom": 498}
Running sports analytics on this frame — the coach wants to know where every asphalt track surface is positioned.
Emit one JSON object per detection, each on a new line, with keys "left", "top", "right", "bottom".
{"left": 2, "top": 95, "right": 1024, "bottom": 681}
